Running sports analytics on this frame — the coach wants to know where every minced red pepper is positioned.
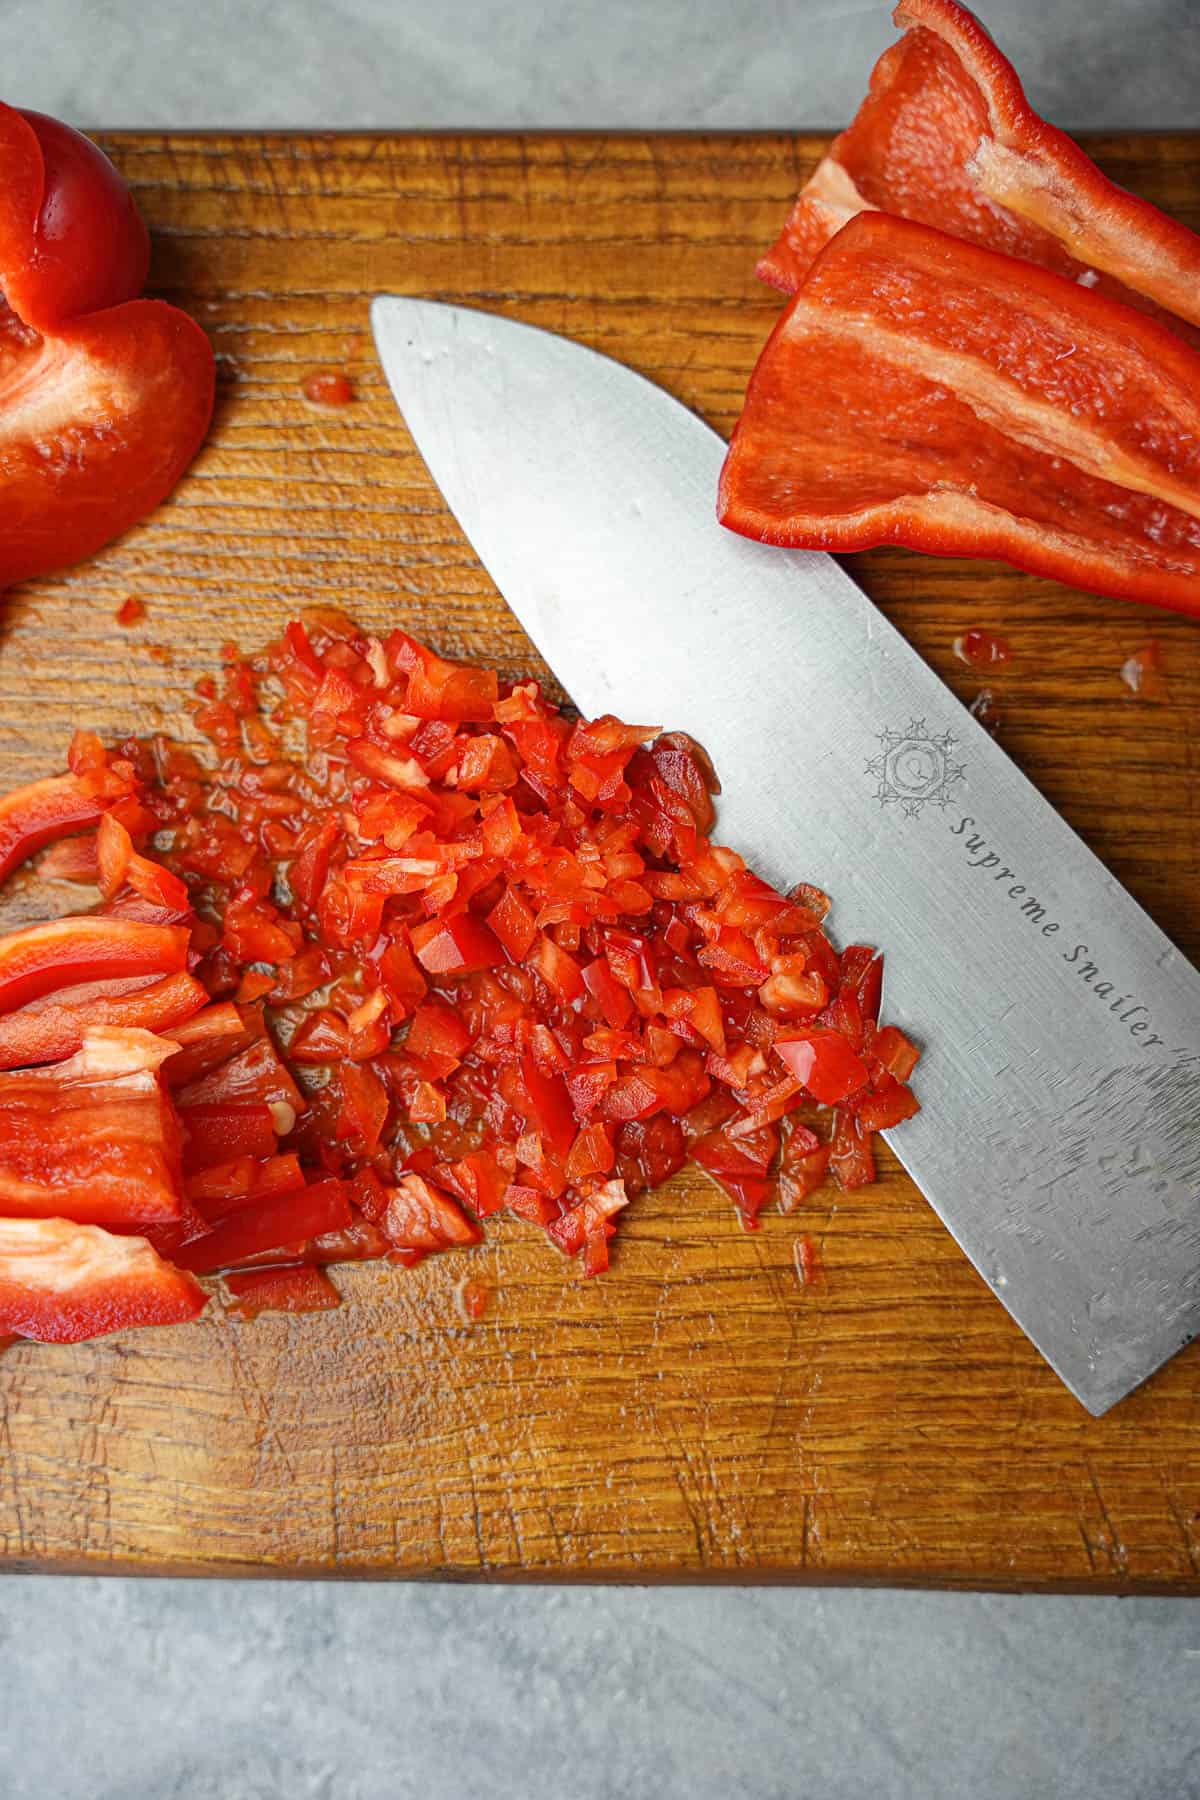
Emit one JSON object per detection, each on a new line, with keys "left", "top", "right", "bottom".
{"left": 120, "top": 610, "right": 920, "bottom": 1268}
{"left": 0, "top": 614, "right": 921, "bottom": 1338}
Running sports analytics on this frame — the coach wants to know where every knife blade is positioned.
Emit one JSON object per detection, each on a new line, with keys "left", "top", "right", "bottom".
{"left": 371, "top": 295, "right": 1200, "bottom": 1416}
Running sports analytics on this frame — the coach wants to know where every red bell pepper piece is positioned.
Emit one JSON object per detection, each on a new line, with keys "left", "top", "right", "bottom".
{"left": 545, "top": 1178, "right": 629, "bottom": 1259}
{"left": 161, "top": 1003, "right": 255, "bottom": 1086}
{"left": 179, "top": 1103, "right": 279, "bottom": 1171}
{"left": 175, "top": 1176, "right": 352, "bottom": 1274}
{"left": 0, "top": 768, "right": 131, "bottom": 888}
{"left": 338, "top": 1061, "right": 389, "bottom": 1152}
{"left": 224, "top": 1264, "right": 341, "bottom": 1319}
{"left": 433, "top": 1151, "right": 511, "bottom": 1220}
{"left": 175, "top": 1035, "right": 304, "bottom": 1118}
{"left": 0, "top": 914, "right": 188, "bottom": 1017}
{"left": 721, "top": 213, "right": 1200, "bottom": 616}
{"left": 411, "top": 913, "right": 502, "bottom": 976}
{"left": 380, "top": 1173, "right": 481, "bottom": 1253}
{"left": 0, "top": 1216, "right": 204, "bottom": 1342}
{"left": 0, "top": 1027, "right": 183, "bottom": 1227}
{"left": 404, "top": 999, "right": 472, "bottom": 1074}
{"left": 210, "top": 1212, "right": 394, "bottom": 1273}
{"left": 614, "top": 1115, "right": 686, "bottom": 1193}
{"left": 0, "top": 105, "right": 148, "bottom": 329}
{"left": 303, "top": 1215, "right": 394, "bottom": 1264}
{"left": 776, "top": 1121, "right": 832, "bottom": 1214}
{"left": 774, "top": 1029, "right": 869, "bottom": 1106}
{"left": 96, "top": 812, "right": 191, "bottom": 914}
{"left": 486, "top": 884, "right": 538, "bottom": 961}
{"left": 758, "top": 0, "right": 1200, "bottom": 342}
{"left": 511, "top": 1054, "right": 577, "bottom": 1157}
{"left": 186, "top": 1151, "right": 306, "bottom": 1221}
{"left": 829, "top": 1108, "right": 877, "bottom": 1190}
{"left": 690, "top": 1126, "right": 778, "bottom": 1227}
{"left": 0, "top": 970, "right": 206, "bottom": 1071}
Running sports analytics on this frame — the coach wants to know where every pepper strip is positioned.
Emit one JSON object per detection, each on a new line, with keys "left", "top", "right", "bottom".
{"left": 0, "top": 1215, "right": 204, "bottom": 1342}
{"left": 0, "top": 770, "right": 128, "bottom": 888}
{"left": 0, "top": 916, "right": 189, "bottom": 1014}
{"left": 721, "top": 213, "right": 1200, "bottom": 616}
{"left": 0, "top": 1027, "right": 184, "bottom": 1227}
{"left": 0, "top": 971, "right": 206, "bottom": 1071}
{"left": 758, "top": 0, "right": 1200, "bottom": 341}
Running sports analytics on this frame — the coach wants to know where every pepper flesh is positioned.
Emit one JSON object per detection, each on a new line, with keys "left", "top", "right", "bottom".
{"left": 758, "top": 0, "right": 1200, "bottom": 343}
{"left": 721, "top": 213, "right": 1200, "bottom": 617}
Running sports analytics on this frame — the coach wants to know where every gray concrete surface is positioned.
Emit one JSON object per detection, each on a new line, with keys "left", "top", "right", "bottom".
{"left": 2, "top": 1579, "right": 1200, "bottom": 1800}
{"left": 6, "top": 0, "right": 1200, "bottom": 130}
{"left": 2, "top": 3, "right": 1199, "bottom": 1797}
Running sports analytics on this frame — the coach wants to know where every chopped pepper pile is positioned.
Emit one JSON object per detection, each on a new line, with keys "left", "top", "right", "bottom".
{"left": 0, "top": 613, "right": 920, "bottom": 1344}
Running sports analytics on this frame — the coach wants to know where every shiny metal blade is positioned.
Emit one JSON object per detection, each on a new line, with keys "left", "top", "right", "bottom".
{"left": 372, "top": 295, "right": 1200, "bottom": 1415}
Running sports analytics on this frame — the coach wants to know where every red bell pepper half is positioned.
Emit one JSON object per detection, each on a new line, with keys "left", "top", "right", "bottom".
{"left": 758, "top": 0, "right": 1200, "bottom": 343}
{"left": 0, "top": 101, "right": 215, "bottom": 589}
{"left": 0, "top": 1215, "right": 204, "bottom": 1342}
{"left": 0, "top": 1026, "right": 183, "bottom": 1227}
{"left": 720, "top": 213, "right": 1200, "bottom": 616}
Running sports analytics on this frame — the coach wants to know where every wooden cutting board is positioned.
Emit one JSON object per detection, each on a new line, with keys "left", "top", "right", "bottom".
{"left": 1, "top": 130, "right": 1198, "bottom": 1589}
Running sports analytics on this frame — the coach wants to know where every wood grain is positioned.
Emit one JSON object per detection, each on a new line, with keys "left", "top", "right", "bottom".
{"left": 1, "top": 131, "right": 1199, "bottom": 1588}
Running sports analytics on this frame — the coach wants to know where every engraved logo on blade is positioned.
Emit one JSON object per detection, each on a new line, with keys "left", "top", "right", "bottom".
{"left": 867, "top": 719, "right": 966, "bottom": 819}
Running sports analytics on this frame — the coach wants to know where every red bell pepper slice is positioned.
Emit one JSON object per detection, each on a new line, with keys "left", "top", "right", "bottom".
{"left": 178, "top": 1103, "right": 279, "bottom": 1171}
{"left": 0, "top": 768, "right": 133, "bottom": 888}
{"left": 0, "top": 1026, "right": 183, "bottom": 1228}
{"left": 186, "top": 1151, "right": 306, "bottom": 1221}
{"left": 758, "top": 0, "right": 1200, "bottom": 342}
{"left": 175, "top": 1035, "right": 304, "bottom": 1117}
{"left": 224, "top": 1265, "right": 341, "bottom": 1319}
{"left": 0, "top": 1216, "right": 204, "bottom": 1343}
{"left": 0, "top": 915, "right": 189, "bottom": 1016}
{"left": 175, "top": 1176, "right": 352, "bottom": 1274}
{"left": 96, "top": 811, "right": 191, "bottom": 914}
{"left": 0, "top": 970, "right": 206, "bottom": 1071}
{"left": 0, "top": 105, "right": 149, "bottom": 329}
{"left": 0, "top": 299, "right": 215, "bottom": 590}
{"left": 721, "top": 213, "right": 1200, "bottom": 616}
{"left": 161, "top": 1003, "right": 255, "bottom": 1086}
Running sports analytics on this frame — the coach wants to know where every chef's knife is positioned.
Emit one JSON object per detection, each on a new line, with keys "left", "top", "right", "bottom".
{"left": 371, "top": 296, "right": 1200, "bottom": 1416}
